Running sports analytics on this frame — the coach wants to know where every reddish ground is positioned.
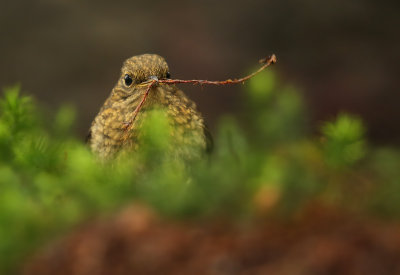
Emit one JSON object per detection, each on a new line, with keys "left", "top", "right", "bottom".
{"left": 23, "top": 205, "right": 400, "bottom": 275}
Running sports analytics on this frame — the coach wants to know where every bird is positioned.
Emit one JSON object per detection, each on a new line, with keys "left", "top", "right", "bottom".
{"left": 87, "top": 54, "right": 212, "bottom": 159}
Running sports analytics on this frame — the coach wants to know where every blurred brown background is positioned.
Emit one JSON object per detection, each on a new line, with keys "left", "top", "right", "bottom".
{"left": 0, "top": 0, "right": 399, "bottom": 143}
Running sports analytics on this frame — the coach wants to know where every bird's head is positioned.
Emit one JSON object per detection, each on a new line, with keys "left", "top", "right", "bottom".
{"left": 113, "top": 54, "right": 170, "bottom": 98}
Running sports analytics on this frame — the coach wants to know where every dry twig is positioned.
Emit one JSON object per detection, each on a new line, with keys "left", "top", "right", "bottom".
{"left": 125, "top": 54, "right": 277, "bottom": 133}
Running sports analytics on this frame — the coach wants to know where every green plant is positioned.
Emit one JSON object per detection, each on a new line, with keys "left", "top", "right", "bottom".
{"left": 0, "top": 80, "right": 399, "bottom": 274}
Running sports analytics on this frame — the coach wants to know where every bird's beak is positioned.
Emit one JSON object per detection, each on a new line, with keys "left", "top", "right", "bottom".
{"left": 138, "top": 76, "right": 159, "bottom": 87}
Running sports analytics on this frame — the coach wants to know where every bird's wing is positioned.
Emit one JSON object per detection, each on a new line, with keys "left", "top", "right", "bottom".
{"left": 203, "top": 125, "right": 213, "bottom": 154}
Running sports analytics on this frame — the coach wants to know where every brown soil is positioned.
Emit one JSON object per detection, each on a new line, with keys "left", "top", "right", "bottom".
{"left": 23, "top": 205, "right": 400, "bottom": 275}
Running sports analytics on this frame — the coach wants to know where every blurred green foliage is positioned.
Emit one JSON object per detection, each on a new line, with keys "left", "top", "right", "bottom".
{"left": 0, "top": 74, "right": 399, "bottom": 273}
{"left": 322, "top": 113, "right": 366, "bottom": 167}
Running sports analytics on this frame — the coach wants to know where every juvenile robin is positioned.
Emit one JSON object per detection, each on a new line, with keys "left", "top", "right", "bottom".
{"left": 87, "top": 54, "right": 211, "bottom": 159}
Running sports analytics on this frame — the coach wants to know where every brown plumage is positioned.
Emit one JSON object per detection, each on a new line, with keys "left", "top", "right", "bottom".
{"left": 88, "top": 54, "right": 211, "bottom": 159}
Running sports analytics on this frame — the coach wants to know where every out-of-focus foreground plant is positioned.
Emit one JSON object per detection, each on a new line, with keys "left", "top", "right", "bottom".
{"left": 0, "top": 74, "right": 399, "bottom": 273}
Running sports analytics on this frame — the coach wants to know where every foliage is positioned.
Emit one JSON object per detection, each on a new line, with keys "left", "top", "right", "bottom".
{"left": 0, "top": 75, "right": 399, "bottom": 273}
{"left": 321, "top": 113, "right": 366, "bottom": 167}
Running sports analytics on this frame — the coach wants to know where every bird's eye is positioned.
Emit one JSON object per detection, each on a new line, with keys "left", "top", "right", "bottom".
{"left": 166, "top": 72, "right": 171, "bottom": 79}
{"left": 124, "top": 74, "right": 133, "bottom": 86}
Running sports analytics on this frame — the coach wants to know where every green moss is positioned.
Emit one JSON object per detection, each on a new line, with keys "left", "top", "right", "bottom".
{"left": 0, "top": 82, "right": 398, "bottom": 273}
{"left": 321, "top": 113, "right": 366, "bottom": 167}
